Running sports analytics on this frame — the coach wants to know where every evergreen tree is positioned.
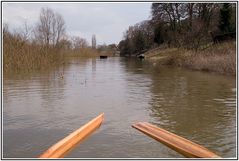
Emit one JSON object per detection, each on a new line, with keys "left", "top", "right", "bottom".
{"left": 134, "top": 31, "right": 145, "bottom": 53}
{"left": 218, "top": 3, "right": 232, "bottom": 33}
{"left": 154, "top": 25, "right": 164, "bottom": 45}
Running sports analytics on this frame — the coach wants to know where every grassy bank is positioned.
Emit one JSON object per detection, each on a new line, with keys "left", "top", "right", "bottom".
{"left": 146, "top": 41, "right": 236, "bottom": 76}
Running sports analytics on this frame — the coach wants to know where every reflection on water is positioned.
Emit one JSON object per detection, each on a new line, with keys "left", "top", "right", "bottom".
{"left": 3, "top": 57, "right": 236, "bottom": 158}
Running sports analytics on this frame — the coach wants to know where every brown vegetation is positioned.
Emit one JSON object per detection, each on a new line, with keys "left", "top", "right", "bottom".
{"left": 3, "top": 31, "right": 65, "bottom": 73}
{"left": 147, "top": 41, "right": 236, "bottom": 75}
{"left": 3, "top": 7, "right": 67, "bottom": 74}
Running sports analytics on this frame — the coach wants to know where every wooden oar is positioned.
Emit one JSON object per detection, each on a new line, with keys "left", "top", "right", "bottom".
{"left": 39, "top": 113, "right": 104, "bottom": 158}
{"left": 132, "top": 122, "right": 221, "bottom": 158}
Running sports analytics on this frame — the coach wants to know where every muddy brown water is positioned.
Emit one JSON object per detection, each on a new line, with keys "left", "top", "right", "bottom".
{"left": 3, "top": 57, "right": 236, "bottom": 158}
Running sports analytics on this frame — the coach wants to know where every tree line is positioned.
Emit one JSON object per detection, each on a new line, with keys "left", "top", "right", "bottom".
{"left": 118, "top": 3, "right": 236, "bottom": 57}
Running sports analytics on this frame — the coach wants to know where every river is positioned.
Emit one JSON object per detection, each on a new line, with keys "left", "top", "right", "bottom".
{"left": 3, "top": 57, "right": 236, "bottom": 158}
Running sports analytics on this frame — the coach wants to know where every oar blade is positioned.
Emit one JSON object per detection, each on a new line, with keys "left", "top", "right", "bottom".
{"left": 132, "top": 122, "right": 220, "bottom": 158}
{"left": 39, "top": 113, "right": 104, "bottom": 158}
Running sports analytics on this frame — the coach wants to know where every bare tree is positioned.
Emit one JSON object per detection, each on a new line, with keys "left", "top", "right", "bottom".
{"left": 36, "top": 8, "right": 54, "bottom": 46}
{"left": 35, "top": 7, "right": 66, "bottom": 47}
{"left": 55, "top": 13, "right": 65, "bottom": 47}
{"left": 17, "top": 21, "right": 33, "bottom": 42}
{"left": 186, "top": 3, "right": 195, "bottom": 30}
{"left": 71, "top": 36, "right": 88, "bottom": 49}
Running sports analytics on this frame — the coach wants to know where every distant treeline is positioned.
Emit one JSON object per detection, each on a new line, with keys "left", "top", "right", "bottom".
{"left": 3, "top": 7, "right": 116, "bottom": 53}
{"left": 118, "top": 3, "right": 236, "bottom": 56}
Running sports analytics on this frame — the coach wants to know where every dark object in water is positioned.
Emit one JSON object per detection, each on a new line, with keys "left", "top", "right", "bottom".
{"left": 137, "top": 54, "right": 145, "bottom": 59}
{"left": 100, "top": 56, "right": 108, "bottom": 59}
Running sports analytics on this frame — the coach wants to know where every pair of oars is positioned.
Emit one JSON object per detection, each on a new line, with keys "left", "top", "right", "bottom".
{"left": 39, "top": 113, "right": 220, "bottom": 158}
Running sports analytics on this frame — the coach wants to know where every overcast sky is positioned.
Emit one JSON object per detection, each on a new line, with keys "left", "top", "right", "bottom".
{"left": 2, "top": 2, "right": 152, "bottom": 45}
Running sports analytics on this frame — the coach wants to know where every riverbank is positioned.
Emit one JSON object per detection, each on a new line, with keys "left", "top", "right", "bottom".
{"left": 145, "top": 41, "right": 236, "bottom": 76}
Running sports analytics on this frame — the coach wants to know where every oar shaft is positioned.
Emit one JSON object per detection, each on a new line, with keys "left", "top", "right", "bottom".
{"left": 132, "top": 122, "right": 220, "bottom": 158}
{"left": 39, "top": 113, "right": 104, "bottom": 158}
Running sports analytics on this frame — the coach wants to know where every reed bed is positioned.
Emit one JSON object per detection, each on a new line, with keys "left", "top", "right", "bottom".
{"left": 3, "top": 35, "right": 65, "bottom": 74}
{"left": 3, "top": 35, "right": 104, "bottom": 74}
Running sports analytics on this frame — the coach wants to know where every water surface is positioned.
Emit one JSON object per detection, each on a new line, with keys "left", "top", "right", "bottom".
{"left": 3, "top": 57, "right": 236, "bottom": 158}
